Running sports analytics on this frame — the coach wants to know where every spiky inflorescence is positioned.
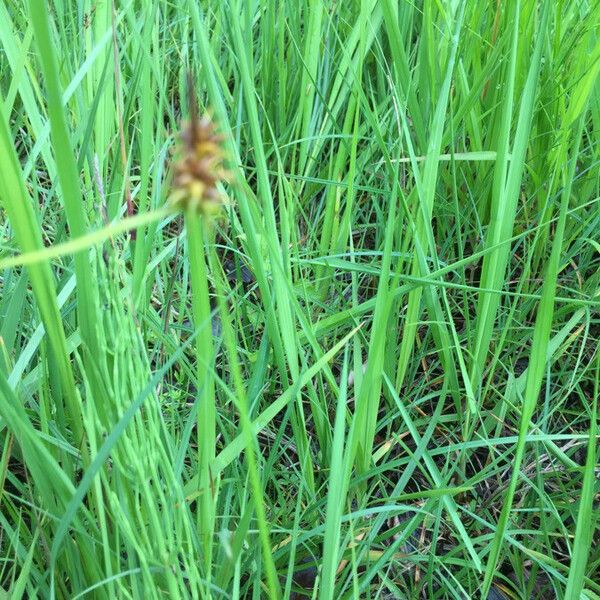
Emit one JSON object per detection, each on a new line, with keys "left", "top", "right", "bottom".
{"left": 169, "top": 112, "right": 230, "bottom": 217}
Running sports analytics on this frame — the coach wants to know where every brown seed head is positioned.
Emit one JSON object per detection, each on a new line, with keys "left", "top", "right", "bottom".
{"left": 169, "top": 112, "right": 230, "bottom": 217}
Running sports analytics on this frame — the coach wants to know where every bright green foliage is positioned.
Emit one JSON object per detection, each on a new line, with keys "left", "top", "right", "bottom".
{"left": 0, "top": 1, "right": 599, "bottom": 599}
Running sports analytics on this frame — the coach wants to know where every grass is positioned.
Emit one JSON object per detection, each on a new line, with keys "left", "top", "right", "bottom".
{"left": 1, "top": 1, "right": 599, "bottom": 598}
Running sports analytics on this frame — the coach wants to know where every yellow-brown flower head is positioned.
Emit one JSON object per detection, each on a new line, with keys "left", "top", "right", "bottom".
{"left": 169, "top": 112, "right": 230, "bottom": 217}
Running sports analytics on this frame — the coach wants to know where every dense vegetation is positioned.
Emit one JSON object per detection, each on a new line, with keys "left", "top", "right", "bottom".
{"left": 1, "top": 1, "right": 599, "bottom": 598}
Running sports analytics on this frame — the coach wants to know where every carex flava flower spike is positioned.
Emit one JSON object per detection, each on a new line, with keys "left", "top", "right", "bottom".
{"left": 169, "top": 73, "right": 230, "bottom": 217}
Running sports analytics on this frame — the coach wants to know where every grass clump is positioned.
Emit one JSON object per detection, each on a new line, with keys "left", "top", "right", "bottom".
{"left": 1, "top": 1, "right": 599, "bottom": 599}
